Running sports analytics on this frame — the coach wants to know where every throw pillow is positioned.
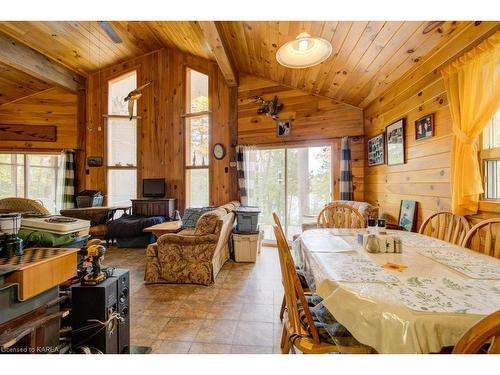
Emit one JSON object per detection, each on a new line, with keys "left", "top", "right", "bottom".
{"left": 182, "top": 207, "right": 216, "bottom": 229}
{"left": 194, "top": 210, "right": 223, "bottom": 235}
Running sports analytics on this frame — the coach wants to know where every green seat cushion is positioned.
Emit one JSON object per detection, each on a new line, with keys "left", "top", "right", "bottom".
{"left": 18, "top": 228, "right": 76, "bottom": 247}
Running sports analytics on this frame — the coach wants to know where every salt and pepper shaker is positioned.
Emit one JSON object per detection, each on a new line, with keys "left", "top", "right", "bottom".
{"left": 367, "top": 218, "right": 377, "bottom": 234}
{"left": 377, "top": 219, "right": 387, "bottom": 234}
{"left": 394, "top": 237, "right": 402, "bottom": 253}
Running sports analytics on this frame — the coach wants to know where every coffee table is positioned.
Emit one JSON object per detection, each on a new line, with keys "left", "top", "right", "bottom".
{"left": 143, "top": 221, "right": 182, "bottom": 238}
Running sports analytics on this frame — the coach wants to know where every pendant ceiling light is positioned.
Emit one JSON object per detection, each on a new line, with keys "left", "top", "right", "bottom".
{"left": 276, "top": 32, "right": 332, "bottom": 69}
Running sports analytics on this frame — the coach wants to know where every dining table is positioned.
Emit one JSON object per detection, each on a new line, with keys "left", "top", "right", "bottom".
{"left": 293, "top": 228, "right": 500, "bottom": 354}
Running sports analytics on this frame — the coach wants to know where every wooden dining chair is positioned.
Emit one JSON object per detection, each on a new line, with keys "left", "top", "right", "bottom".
{"left": 272, "top": 213, "right": 310, "bottom": 321}
{"left": 316, "top": 203, "right": 366, "bottom": 229}
{"left": 462, "top": 218, "right": 500, "bottom": 258}
{"left": 419, "top": 211, "right": 470, "bottom": 246}
{"left": 453, "top": 310, "right": 500, "bottom": 354}
{"left": 273, "top": 222, "right": 373, "bottom": 354}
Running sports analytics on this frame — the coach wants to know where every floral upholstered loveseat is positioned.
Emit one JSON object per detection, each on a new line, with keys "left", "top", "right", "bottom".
{"left": 144, "top": 201, "right": 240, "bottom": 286}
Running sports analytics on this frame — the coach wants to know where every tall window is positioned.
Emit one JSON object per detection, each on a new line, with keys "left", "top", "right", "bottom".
{"left": 185, "top": 68, "right": 209, "bottom": 208}
{"left": 481, "top": 109, "right": 500, "bottom": 200}
{"left": 0, "top": 153, "right": 65, "bottom": 213}
{"left": 107, "top": 71, "right": 138, "bottom": 206}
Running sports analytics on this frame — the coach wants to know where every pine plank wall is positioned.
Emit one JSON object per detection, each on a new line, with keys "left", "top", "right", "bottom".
{"left": 363, "top": 21, "right": 500, "bottom": 228}
{"left": 237, "top": 73, "right": 365, "bottom": 201}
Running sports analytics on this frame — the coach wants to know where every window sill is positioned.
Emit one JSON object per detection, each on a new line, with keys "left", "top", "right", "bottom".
{"left": 478, "top": 200, "right": 500, "bottom": 213}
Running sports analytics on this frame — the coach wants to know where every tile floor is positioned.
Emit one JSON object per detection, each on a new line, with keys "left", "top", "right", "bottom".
{"left": 104, "top": 246, "right": 285, "bottom": 354}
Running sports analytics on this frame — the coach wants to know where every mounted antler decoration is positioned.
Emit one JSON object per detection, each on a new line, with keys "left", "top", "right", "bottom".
{"left": 253, "top": 95, "right": 284, "bottom": 120}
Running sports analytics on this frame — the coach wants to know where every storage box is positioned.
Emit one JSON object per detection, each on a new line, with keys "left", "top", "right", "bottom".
{"left": 234, "top": 206, "right": 261, "bottom": 233}
{"left": 233, "top": 231, "right": 263, "bottom": 262}
{"left": 76, "top": 190, "right": 103, "bottom": 208}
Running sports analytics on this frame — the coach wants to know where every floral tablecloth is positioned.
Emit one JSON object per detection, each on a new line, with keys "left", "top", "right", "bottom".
{"left": 417, "top": 248, "right": 500, "bottom": 279}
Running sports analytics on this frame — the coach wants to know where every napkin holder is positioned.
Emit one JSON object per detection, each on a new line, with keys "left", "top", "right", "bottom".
{"left": 362, "top": 234, "right": 402, "bottom": 254}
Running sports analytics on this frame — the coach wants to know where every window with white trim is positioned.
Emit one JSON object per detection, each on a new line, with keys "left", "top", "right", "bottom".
{"left": 481, "top": 109, "right": 500, "bottom": 200}
{"left": 106, "top": 71, "right": 138, "bottom": 207}
{"left": 0, "top": 153, "right": 64, "bottom": 213}
{"left": 185, "top": 68, "right": 210, "bottom": 208}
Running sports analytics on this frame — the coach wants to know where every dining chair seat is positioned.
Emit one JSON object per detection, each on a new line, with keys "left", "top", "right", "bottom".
{"left": 299, "top": 294, "right": 365, "bottom": 348}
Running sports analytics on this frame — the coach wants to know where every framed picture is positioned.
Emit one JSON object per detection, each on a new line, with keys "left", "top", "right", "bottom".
{"left": 415, "top": 114, "right": 434, "bottom": 141}
{"left": 276, "top": 119, "right": 292, "bottom": 137}
{"left": 386, "top": 118, "right": 405, "bottom": 165}
{"left": 398, "top": 200, "right": 418, "bottom": 232}
{"left": 87, "top": 156, "right": 103, "bottom": 167}
{"left": 367, "top": 133, "right": 385, "bottom": 166}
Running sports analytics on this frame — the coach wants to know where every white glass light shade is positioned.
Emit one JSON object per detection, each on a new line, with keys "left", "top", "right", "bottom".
{"left": 276, "top": 32, "right": 332, "bottom": 69}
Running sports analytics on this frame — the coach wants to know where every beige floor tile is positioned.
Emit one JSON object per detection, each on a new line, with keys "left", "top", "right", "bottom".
{"left": 151, "top": 339, "right": 192, "bottom": 354}
{"left": 206, "top": 302, "right": 243, "bottom": 320}
{"left": 194, "top": 319, "right": 238, "bottom": 344}
{"left": 239, "top": 303, "right": 274, "bottom": 323}
{"left": 189, "top": 342, "right": 232, "bottom": 354}
{"left": 233, "top": 321, "right": 275, "bottom": 347}
{"left": 173, "top": 301, "right": 212, "bottom": 319}
{"left": 157, "top": 318, "right": 205, "bottom": 341}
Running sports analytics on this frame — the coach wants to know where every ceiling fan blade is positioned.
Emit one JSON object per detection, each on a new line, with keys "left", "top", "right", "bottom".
{"left": 99, "top": 21, "right": 123, "bottom": 44}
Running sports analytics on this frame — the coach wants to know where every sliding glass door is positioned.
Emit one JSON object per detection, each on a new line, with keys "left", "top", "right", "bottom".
{"left": 247, "top": 145, "right": 332, "bottom": 242}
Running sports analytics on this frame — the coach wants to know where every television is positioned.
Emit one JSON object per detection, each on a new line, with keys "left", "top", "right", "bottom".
{"left": 143, "top": 178, "right": 166, "bottom": 198}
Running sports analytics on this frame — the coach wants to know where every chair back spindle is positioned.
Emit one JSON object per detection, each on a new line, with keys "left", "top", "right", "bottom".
{"left": 419, "top": 211, "right": 470, "bottom": 246}
{"left": 316, "top": 203, "right": 365, "bottom": 229}
{"left": 462, "top": 218, "right": 500, "bottom": 258}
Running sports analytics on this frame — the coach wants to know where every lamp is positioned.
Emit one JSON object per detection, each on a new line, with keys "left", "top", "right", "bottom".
{"left": 276, "top": 32, "right": 332, "bottom": 69}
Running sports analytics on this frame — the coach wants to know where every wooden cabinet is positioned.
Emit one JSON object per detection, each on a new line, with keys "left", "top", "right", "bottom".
{"left": 131, "top": 199, "right": 176, "bottom": 218}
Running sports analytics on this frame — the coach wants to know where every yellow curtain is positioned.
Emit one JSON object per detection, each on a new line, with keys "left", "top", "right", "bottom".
{"left": 442, "top": 30, "right": 500, "bottom": 216}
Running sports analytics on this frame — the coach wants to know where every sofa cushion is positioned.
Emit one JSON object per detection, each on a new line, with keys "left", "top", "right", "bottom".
{"left": 182, "top": 207, "right": 216, "bottom": 229}
{"left": 195, "top": 210, "right": 224, "bottom": 235}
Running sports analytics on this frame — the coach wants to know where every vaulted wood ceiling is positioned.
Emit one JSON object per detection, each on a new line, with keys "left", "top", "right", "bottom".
{"left": 0, "top": 21, "right": 497, "bottom": 108}
{"left": 0, "top": 61, "right": 52, "bottom": 105}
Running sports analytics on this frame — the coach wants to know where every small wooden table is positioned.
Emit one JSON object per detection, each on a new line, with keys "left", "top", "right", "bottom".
{"left": 143, "top": 221, "right": 182, "bottom": 238}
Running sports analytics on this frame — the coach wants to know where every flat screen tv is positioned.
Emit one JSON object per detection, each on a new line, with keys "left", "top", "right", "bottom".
{"left": 143, "top": 178, "right": 166, "bottom": 198}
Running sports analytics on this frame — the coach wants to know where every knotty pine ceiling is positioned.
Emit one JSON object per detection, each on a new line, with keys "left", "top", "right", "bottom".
{"left": 0, "top": 21, "right": 481, "bottom": 108}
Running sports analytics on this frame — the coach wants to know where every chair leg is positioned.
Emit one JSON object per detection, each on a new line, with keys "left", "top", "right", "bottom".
{"left": 279, "top": 295, "right": 286, "bottom": 321}
{"left": 281, "top": 326, "right": 291, "bottom": 354}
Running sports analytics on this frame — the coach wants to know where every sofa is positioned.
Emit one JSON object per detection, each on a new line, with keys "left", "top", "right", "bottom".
{"left": 301, "top": 200, "right": 379, "bottom": 232}
{"left": 144, "top": 200, "right": 240, "bottom": 286}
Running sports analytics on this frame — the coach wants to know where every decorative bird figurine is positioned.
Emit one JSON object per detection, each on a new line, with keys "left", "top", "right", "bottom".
{"left": 124, "top": 81, "right": 151, "bottom": 120}
{"left": 253, "top": 95, "right": 284, "bottom": 120}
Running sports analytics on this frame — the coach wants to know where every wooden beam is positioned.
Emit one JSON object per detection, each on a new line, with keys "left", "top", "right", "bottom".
{"left": 0, "top": 31, "right": 85, "bottom": 93}
{"left": 197, "top": 21, "right": 238, "bottom": 87}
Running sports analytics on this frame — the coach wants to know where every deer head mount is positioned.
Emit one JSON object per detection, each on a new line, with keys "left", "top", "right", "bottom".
{"left": 252, "top": 95, "right": 284, "bottom": 120}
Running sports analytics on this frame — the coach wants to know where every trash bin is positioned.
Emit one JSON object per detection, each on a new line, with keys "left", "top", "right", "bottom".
{"left": 76, "top": 190, "right": 103, "bottom": 208}
{"left": 232, "top": 230, "right": 263, "bottom": 262}
{"left": 234, "top": 206, "right": 261, "bottom": 233}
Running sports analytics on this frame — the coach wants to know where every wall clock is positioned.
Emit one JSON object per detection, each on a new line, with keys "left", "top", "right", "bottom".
{"left": 213, "top": 143, "right": 226, "bottom": 160}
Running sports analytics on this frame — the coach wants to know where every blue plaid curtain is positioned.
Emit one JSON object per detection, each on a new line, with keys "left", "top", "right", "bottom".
{"left": 339, "top": 136, "right": 353, "bottom": 201}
